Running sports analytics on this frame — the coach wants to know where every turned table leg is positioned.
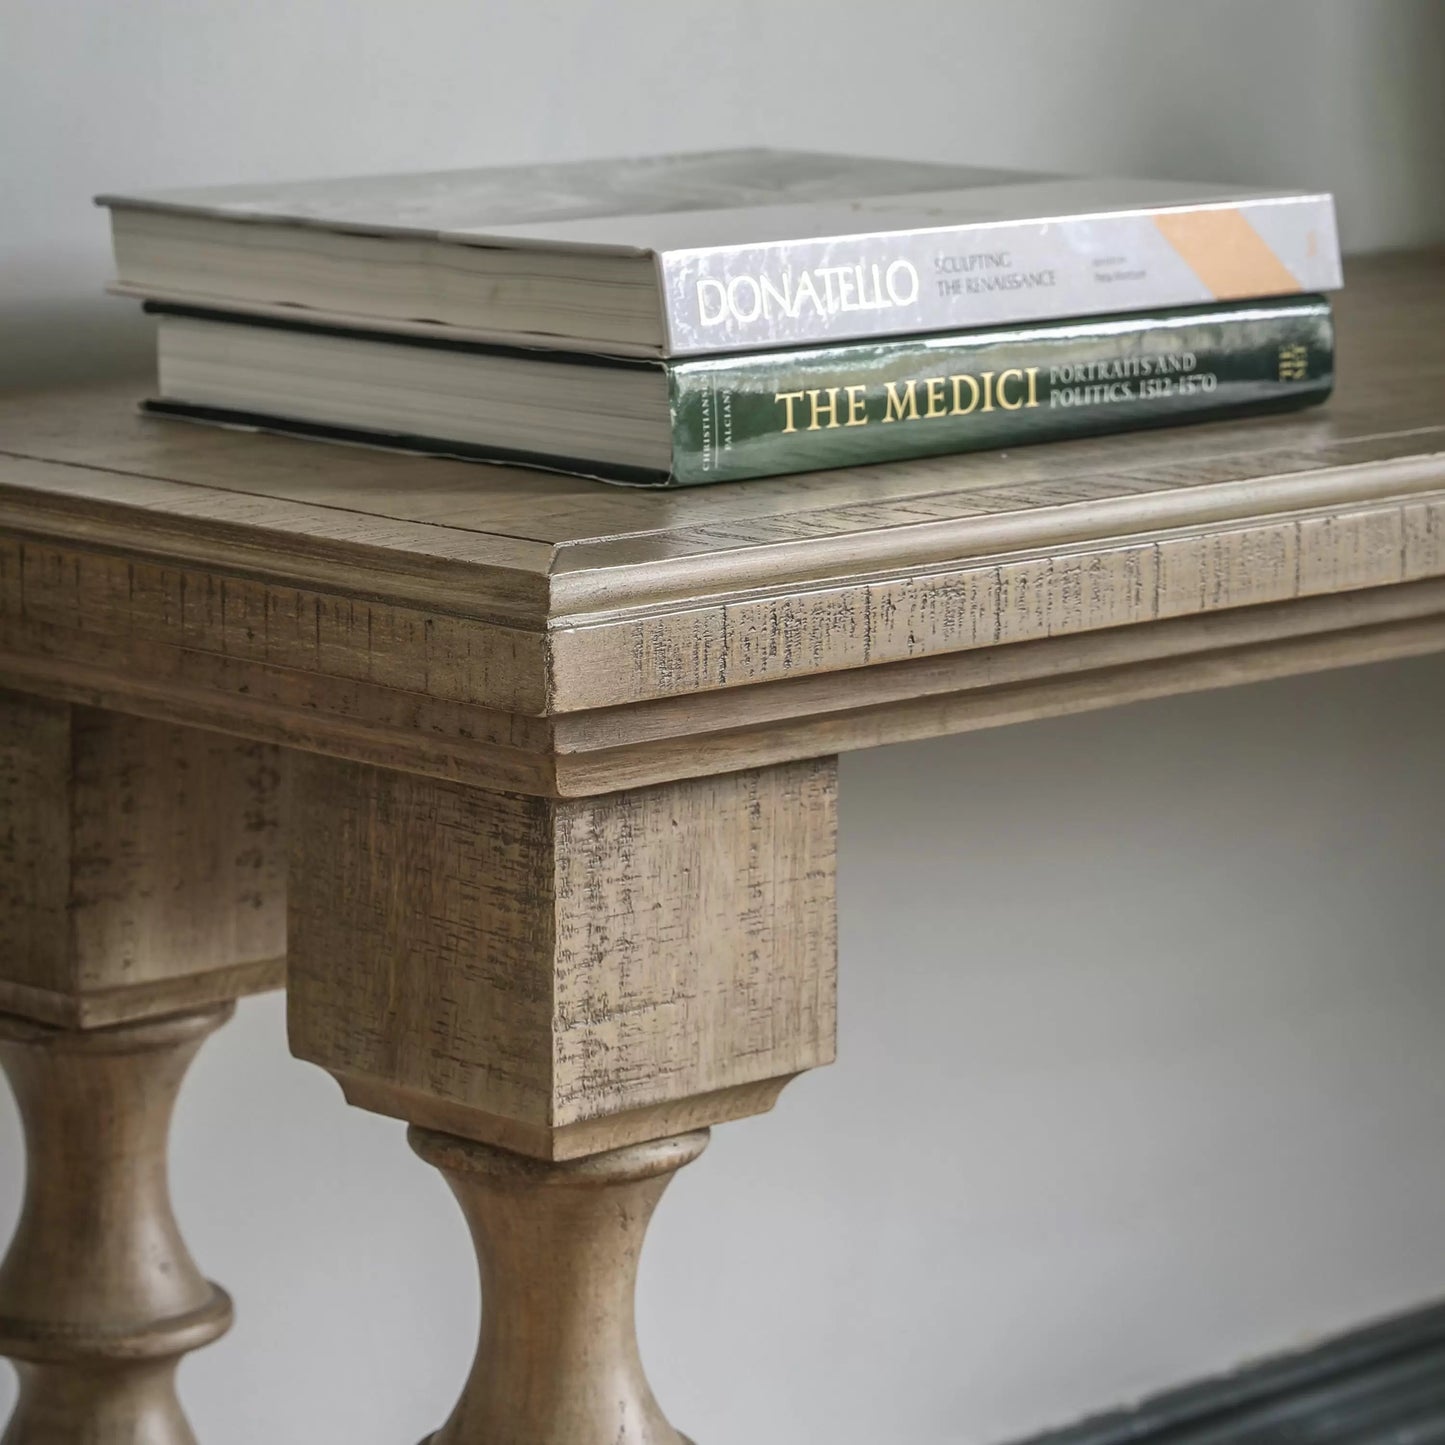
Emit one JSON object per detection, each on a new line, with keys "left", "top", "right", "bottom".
{"left": 413, "top": 1128, "right": 708, "bottom": 1445}
{"left": 0, "top": 694, "right": 287, "bottom": 1442}
{"left": 288, "top": 755, "right": 838, "bottom": 1444}
{"left": 0, "top": 1007, "right": 234, "bottom": 1444}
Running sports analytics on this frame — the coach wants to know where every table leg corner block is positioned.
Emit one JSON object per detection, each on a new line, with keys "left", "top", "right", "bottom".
{"left": 286, "top": 752, "right": 840, "bottom": 1443}
{"left": 286, "top": 753, "right": 839, "bottom": 1156}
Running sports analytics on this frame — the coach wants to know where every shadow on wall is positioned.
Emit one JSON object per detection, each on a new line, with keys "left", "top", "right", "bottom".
{"left": 0, "top": 296, "right": 151, "bottom": 392}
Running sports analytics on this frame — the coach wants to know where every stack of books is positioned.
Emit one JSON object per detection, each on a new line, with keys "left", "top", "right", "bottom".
{"left": 99, "top": 149, "right": 1342, "bottom": 487}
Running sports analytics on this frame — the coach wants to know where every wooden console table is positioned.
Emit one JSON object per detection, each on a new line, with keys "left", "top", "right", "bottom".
{"left": 0, "top": 249, "right": 1440, "bottom": 1444}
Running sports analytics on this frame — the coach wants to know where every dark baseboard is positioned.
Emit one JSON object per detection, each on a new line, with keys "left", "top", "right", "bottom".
{"left": 1010, "top": 1300, "right": 1445, "bottom": 1445}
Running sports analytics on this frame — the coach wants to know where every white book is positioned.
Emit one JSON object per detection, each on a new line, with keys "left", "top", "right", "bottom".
{"left": 99, "top": 148, "right": 1341, "bottom": 358}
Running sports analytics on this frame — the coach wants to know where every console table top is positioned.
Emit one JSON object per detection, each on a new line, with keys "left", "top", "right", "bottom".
{"left": 2, "top": 249, "right": 1442, "bottom": 795}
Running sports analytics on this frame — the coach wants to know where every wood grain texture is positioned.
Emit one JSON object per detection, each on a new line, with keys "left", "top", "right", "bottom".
{"left": 0, "top": 255, "right": 1434, "bottom": 1445}
{"left": 411, "top": 1127, "right": 708, "bottom": 1445}
{"left": 288, "top": 756, "right": 837, "bottom": 1159}
{"left": 0, "top": 694, "right": 287, "bottom": 1026}
{"left": 546, "top": 581, "right": 1445, "bottom": 793}
{"left": 0, "top": 252, "right": 1442, "bottom": 798}
{"left": 0, "top": 1006, "right": 234, "bottom": 1445}
{"left": 545, "top": 462, "right": 1445, "bottom": 709}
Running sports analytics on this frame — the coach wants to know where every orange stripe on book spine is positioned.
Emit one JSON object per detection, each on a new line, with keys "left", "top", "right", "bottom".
{"left": 1153, "top": 208, "right": 1301, "bottom": 298}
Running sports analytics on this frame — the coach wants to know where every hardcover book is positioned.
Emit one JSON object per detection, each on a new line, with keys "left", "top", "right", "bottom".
{"left": 101, "top": 149, "right": 1342, "bottom": 358}
{"left": 145, "top": 296, "right": 1334, "bottom": 486}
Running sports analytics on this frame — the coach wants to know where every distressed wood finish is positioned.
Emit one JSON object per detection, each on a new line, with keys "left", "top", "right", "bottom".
{"left": 0, "top": 252, "right": 1441, "bottom": 799}
{"left": 287, "top": 756, "right": 835, "bottom": 1441}
{"left": 1, "top": 251, "right": 1443, "bottom": 1442}
{"left": 0, "top": 693, "right": 287, "bottom": 1027}
{"left": 288, "top": 756, "right": 837, "bottom": 1159}
{"left": 0, "top": 695, "right": 287, "bottom": 1440}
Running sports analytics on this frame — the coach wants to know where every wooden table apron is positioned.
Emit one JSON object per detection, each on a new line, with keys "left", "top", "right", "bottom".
{"left": 0, "top": 250, "right": 1441, "bottom": 1444}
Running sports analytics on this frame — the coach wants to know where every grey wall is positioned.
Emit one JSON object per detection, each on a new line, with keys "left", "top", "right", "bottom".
{"left": 5, "top": 0, "right": 1445, "bottom": 389}
{"left": 2, "top": 3, "right": 1444, "bottom": 1443}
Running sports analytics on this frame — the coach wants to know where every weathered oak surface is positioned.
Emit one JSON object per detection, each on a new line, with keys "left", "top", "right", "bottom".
{"left": 0, "top": 694, "right": 287, "bottom": 1026}
{"left": 0, "top": 693, "right": 286, "bottom": 1441}
{"left": 2, "top": 251, "right": 1443, "bottom": 1444}
{"left": 288, "top": 756, "right": 837, "bottom": 1158}
{"left": 0, "top": 1006, "right": 234, "bottom": 1445}
{"left": 0, "top": 251, "right": 1441, "bottom": 795}
{"left": 411, "top": 1126, "right": 709, "bottom": 1445}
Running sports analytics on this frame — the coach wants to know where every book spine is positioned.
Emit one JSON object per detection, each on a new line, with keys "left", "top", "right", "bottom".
{"left": 659, "top": 195, "right": 1340, "bottom": 355}
{"left": 667, "top": 297, "right": 1333, "bottom": 486}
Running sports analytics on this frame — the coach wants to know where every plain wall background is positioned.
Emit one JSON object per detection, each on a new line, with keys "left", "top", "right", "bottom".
{"left": 2, "top": 3, "right": 1444, "bottom": 1442}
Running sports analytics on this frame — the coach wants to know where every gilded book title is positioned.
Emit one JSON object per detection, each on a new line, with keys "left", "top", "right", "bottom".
{"left": 772, "top": 348, "right": 1226, "bottom": 434}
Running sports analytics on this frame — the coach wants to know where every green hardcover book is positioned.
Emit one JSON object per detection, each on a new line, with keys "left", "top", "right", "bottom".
{"left": 146, "top": 296, "right": 1333, "bottom": 487}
